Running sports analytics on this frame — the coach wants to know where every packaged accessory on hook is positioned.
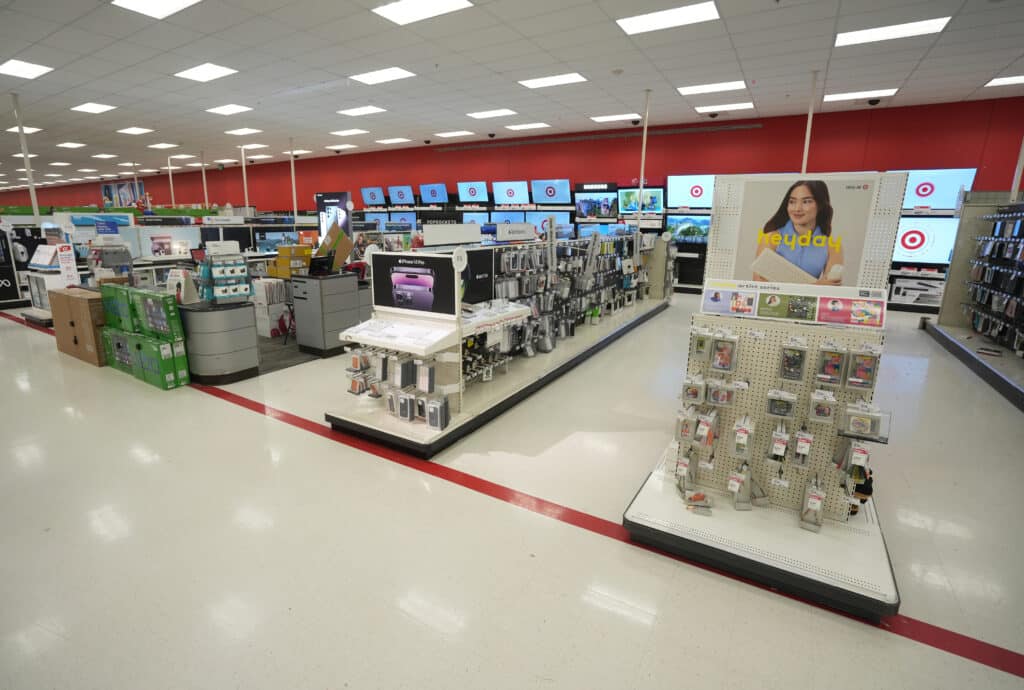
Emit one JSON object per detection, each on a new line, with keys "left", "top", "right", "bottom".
{"left": 675, "top": 405, "right": 699, "bottom": 445}
{"left": 800, "top": 474, "right": 825, "bottom": 532}
{"left": 840, "top": 401, "right": 891, "bottom": 442}
{"left": 732, "top": 415, "right": 754, "bottom": 460}
{"left": 815, "top": 343, "right": 847, "bottom": 386}
{"left": 768, "top": 420, "right": 789, "bottom": 462}
{"left": 710, "top": 333, "right": 739, "bottom": 373}
{"left": 682, "top": 374, "right": 706, "bottom": 404}
{"left": 694, "top": 409, "right": 718, "bottom": 447}
{"left": 706, "top": 379, "right": 735, "bottom": 407}
{"left": 766, "top": 389, "right": 797, "bottom": 418}
{"left": 809, "top": 389, "right": 837, "bottom": 424}
{"left": 779, "top": 339, "right": 808, "bottom": 382}
{"left": 691, "top": 327, "right": 713, "bottom": 362}
{"left": 846, "top": 345, "right": 882, "bottom": 390}
{"left": 793, "top": 426, "right": 813, "bottom": 466}
{"left": 729, "top": 461, "right": 752, "bottom": 511}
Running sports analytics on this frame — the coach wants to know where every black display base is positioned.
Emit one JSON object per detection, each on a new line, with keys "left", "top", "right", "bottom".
{"left": 326, "top": 301, "right": 669, "bottom": 459}
{"left": 299, "top": 343, "right": 345, "bottom": 358}
{"left": 189, "top": 367, "right": 260, "bottom": 385}
{"left": 21, "top": 310, "right": 53, "bottom": 327}
{"left": 622, "top": 512, "right": 898, "bottom": 623}
{"left": 673, "top": 285, "right": 702, "bottom": 294}
{"left": 888, "top": 303, "right": 940, "bottom": 314}
{"left": 925, "top": 321, "right": 1024, "bottom": 413}
{"left": 1, "top": 298, "right": 30, "bottom": 309}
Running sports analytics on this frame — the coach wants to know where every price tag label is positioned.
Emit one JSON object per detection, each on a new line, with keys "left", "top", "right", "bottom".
{"left": 727, "top": 473, "right": 744, "bottom": 493}
{"left": 852, "top": 447, "right": 870, "bottom": 467}
{"left": 699, "top": 461, "right": 714, "bottom": 471}
{"left": 807, "top": 492, "right": 824, "bottom": 511}
{"left": 796, "top": 433, "right": 812, "bottom": 455}
{"left": 770, "top": 477, "right": 790, "bottom": 489}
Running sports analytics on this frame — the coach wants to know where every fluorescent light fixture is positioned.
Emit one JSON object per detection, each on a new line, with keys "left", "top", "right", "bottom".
{"left": 835, "top": 17, "right": 950, "bottom": 47}
{"left": 338, "top": 105, "right": 386, "bottom": 116}
{"left": 15, "top": 168, "right": 31, "bottom": 172}
{"left": 590, "top": 113, "right": 641, "bottom": 123}
{"left": 49, "top": 162, "right": 71, "bottom": 166}
{"left": 71, "top": 102, "right": 116, "bottom": 113}
{"left": 506, "top": 122, "right": 550, "bottom": 130}
{"left": 330, "top": 129, "right": 369, "bottom": 136}
{"left": 212, "top": 159, "right": 237, "bottom": 164}
{"left": 12, "top": 153, "right": 37, "bottom": 158}
{"left": 92, "top": 153, "right": 117, "bottom": 158}
{"left": 375, "top": 138, "right": 410, "bottom": 144}
{"left": 616, "top": 2, "right": 719, "bottom": 35}
{"left": 823, "top": 88, "right": 898, "bottom": 102}
{"left": 100, "top": 174, "right": 117, "bottom": 178}
{"left": 372, "top": 0, "right": 472, "bottom": 26}
{"left": 169, "top": 154, "right": 195, "bottom": 159}
{"left": 225, "top": 128, "right": 262, "bottom": 135}
{"left": 985, "top": 75, "right": 1024, "bottom": 87}
{"left": 77, "top": 168, "right": 97, "bottom": 172}
{"left": 325, "top": 144, "right": 357, "bottom": 151}
{"left": 518, "top": 72, "right": 586, "bottom": 89}
{"left": 147, "top": 143, "right": 178, "bottom": 149}
{"left": 694, "top": 102, "right": 754, "bottom": 113}
{"left": 84, "top": 175, "right": 101, "bottom": 179}
{"left": 186, "top": 162, "right": 206, "bottom": 167}
{"left": 239, "top": 143, "right": 267, "bottom": 150}
{"left": 206, "top": 103, "right": 252, "bottom": 115}
{"left": 467, "top": 108, "right": 516, "bottom": 119}
{"left": 57, "top": 142, "right": 86, "bottom": 148}
{"left": 247, "top": 154, "right": 272, "bottom": 160}
{"left": 119, "top": 171, "right": 136, "bottom": 175}
{"left": 138, "top": 169, "right": 158, "bottom": 173}
{"left": 0, "top": 59, "right": 53, "bottom": 80}
{"left": 68, "top": 178, "right": 82, "bottom": 181}
{"left": 349, "top": 66, "right": 416, "bottom": 85}
{"left": 677, "top": 80, "right": 745, "bottom": 96}
{"left": 159, "top": 166, "right": 181, "bottom": 170}
{"left": 111, "top": 0, "right": 202, "bottom": 19}
{"left": 117, "top": 127, "right": 153, "bottom": 135}
{"left": 283, "top": 149, "right": 312, "bottom": 155}
{"left": 44, "top": 173, "right": 62, "bottom": 177}
{"left": 5, "top": 126, "right": 42, "bottom": 134}
{"left": 174, "top": 62, "right": 237, "bottom": 82}
{"left": 435, "top": 130, "right": 474, "bottom": 137}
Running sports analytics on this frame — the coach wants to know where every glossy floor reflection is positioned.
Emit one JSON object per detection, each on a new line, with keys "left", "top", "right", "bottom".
{"left": 1, "top": 301, "right": 1022, "bottom": 689}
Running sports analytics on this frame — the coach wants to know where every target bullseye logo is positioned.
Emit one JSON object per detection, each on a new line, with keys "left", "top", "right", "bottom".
{"left": 397, "top": 190, "right": 405, "bottom": 200}
{"left": 541, "top": 219, "right": 550, "bottom": 230}
{"left": 690, "top": 185, "right": 703, "bottom": 198}
{"left": 506, "top": 188, "right": 515, "bottom": 198}
{"left": 468, "top": 187, "right": 477, "bottom": 197}
{"left": 545, "top": 185, "right": 555, "bottom": 198}
{"left": 369, "top": 192, "right": 378, "bottom": 201}
{"left": 915, "top": 182, "right": 935, "bottom": 198}
{"left": 429, "top": 189, "right": 436, "bottom": 198}
{"left": 901, "top": 229, "right": 926, "bottom": 251}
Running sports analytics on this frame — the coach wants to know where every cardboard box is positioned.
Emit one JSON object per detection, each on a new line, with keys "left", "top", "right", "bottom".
{"left": 129, "top": 289, "right": 185, "bottom": 341}
{"left": 278, "top": 244, "right": 313, "bottom": 258}
{"left": 172, "top": 339, "right": 190, "bottom": 386}
{"left": 103, "top": 327, "right": 134, "bottom": 374}
{"left": 129, "top": 333, "right": 179, "bottom": 390}
{"left": 100, "top": 283, "right": 134, "bottom": 332}
{"left": 49, "top": 287, "right": 107, "bottom": 366}
{"left": 255, "top": 302, "right": 290, "bottom": 337}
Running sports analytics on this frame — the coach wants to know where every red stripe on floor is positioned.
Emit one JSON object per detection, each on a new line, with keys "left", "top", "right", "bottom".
{"left": 6, "top": 314, "right": 1023, "bottom": 678}
{"left": 0, "top": 311, "right": 55, "bottom": 335}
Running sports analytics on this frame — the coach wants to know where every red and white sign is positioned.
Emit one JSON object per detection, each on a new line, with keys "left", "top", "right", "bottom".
{"left": 915, "top": 181, "right": 935, "bottom": 198}
{"left": 690, "top": 185, "right": 703, "bottom": 199}
{"left": 900, "top": 229, "right": 926, "bottom": 251}
{"left": 57, "top": 243, "right": 80, "bottom": 286}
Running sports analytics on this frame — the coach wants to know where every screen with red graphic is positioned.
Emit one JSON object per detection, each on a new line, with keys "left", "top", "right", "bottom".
{"left": 457, "top": 181, "right": 488, "bottom": 203}
{"left": 387, "top": 185, "right": 414, "bottom": 205}
{"left": 419, "top": 183, "right": 448, "bottom": 204}
{"left": 667, "top": 174, "right": 715, "bottom": 208}
{"left": 492, "top": 181, "right": 530, "bottom": 205}
{"left": 898, "top": 169, "right": 976, "bottom": 210}
{"left": 892, "top": 216, "right": 958, "bottom": 265}
{"left": 525, "top": 211, "right": 571, "bottom": 232}
{"left": 529, "top": 179, "right": 571, "bottom": 204}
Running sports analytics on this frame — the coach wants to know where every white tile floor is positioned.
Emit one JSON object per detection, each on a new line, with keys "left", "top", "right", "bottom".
{"left": 1, "top": 296, "right": 1022, "bottom": 689}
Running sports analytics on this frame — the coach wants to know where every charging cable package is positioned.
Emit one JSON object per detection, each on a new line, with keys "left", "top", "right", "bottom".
{"left": 728, "top": 462, "right": 752, "bottom": 511}
{"left": 682, "top": 374, "right": 706, "bottom": 404}
{"left": 793, "top": 427, "right": 814, "bottom": 466}
{"left": 779, "top": 340, "right": 808, "bottom": 382}
{"left": 765, "top": 389, "right": 797, "bottom": 418}
{"left": 710, "top": 333, "right": 740, "bottom": 373}
{"left": 809, "top": 389, "right": 837, "bottom": 424}
{"left": 768, "top": 420, "right": 789, "bottom": 463}
{"left": 815, "top": 344, "right": 847, "bottom": 386}
{"left": 846, "top": 345, "right": 882, "bottom": 390}
{"left": 691, "top": 327, "right": 713, "bottom": 363}
{"left": 732, "top": 416, "right": 754, "bottom": 460}
{"left": 800, "top": 475, "right": 826, "bottom": 533}
{"left": 695, "top": 409, "right": 718, "bottom": 447}
{"left": 675, "top": 406, "right": 699, "bottom": 445}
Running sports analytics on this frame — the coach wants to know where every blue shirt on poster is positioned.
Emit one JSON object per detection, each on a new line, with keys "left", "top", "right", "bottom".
{"left": 773, "top": 221, "right": 828, "bottom": 278}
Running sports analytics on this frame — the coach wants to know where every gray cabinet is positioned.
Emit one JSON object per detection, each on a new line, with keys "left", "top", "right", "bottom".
{"left": 180, "top": 301, "right": 260, "bottom": 384}
{"left": 291, "top": 273, "right": 368, "bottom": 356}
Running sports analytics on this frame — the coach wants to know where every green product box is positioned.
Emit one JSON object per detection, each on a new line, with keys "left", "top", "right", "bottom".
{"left": 172, "top": 339, "right": 190, "bottom": 386}
{"left": 101, "top": 284, "right": 135, "bottom": 332}
{"left": 130, "top": 289, "right": 185, "bottom": 341}
{"left": 130, "top": 333, "right": 179, "bottom": 390}
{"left": 103, "top": 328, "right": 135, "bottom": 374}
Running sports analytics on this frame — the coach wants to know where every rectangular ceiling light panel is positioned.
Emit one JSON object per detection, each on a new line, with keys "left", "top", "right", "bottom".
{"left": 206, "top": 104, "right": 252, "bottom": 115}
{"left": 338, "top": 106, "right": 386, "bottom": 116}
{"left": 175, "top": 63, "right": 237, "bottom": 82}
{"left": 519, "top": 73, "right": 586, "bottom": 89}
{"left": 822, "top": 88, "right": 898, "bottom": 102}
{"left": 694, "top": 102, "right": 753, "bottom": 113}
{"left": 677, "top": 80, "right": 745, "bottom": 96}
{"left": 111, "top": 0, "right": 203, "bottom": 19}
{"left": 349, "top": 67, "right": 415, "bottom": 85}
{"left": 467, "top": 109, "right": 515, "bottom": 119}
{"left": 616, "top": 2, "right": 719, "bottom": 36}
{"left": 372, "top": 0, "right": 472, "bottom": 26}
{"left": 835, "top": 17, "right": 950, "bottom": 47}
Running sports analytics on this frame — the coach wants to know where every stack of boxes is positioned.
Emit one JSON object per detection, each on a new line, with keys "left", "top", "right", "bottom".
{"left": 252, "top": 277, "right": 291, "bottom": 337}
{"left": 267, "top": 244, "right": 313, "bottom": 279}
{"left": 100, "top": 284, "right": 190, "bottom": 390}
{"left": 48, "top": 287, "right": 108, "bottom": 367}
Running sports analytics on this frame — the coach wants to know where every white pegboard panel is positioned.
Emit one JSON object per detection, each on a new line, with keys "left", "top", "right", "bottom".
{"left": 680, "top": 314, "right": 884, "bottom": 520}
{"left": 705, "top": 173, "right": 907, "bottom": 292}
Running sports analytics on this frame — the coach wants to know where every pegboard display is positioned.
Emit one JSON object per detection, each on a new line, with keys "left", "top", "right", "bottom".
{"left": 679, "top": 313, "right": 884, "bottom": 520}
{"left": 705, "top": 173, "right": 906, "bottom": 292}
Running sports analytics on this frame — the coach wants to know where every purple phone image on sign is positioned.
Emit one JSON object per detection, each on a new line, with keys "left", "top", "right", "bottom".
{"left": 391, "top": 266, "right": 435, "bottom": 310}
{"left": 361, "top": 187, "right": 385, "bottom": 206}
{"left": 388, "top": 185, "right": 414, "bottom": 205}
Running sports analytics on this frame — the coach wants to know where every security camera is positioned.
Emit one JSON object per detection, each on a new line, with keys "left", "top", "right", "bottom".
{"left": 292, "top": 154, "right": 301, "bottom": 159}
{"left": 707, "top": 112, "right": 719, "bottom": 119}
{"left": 423, "top": 139, "right": 431, "bottom": 145}
{"left": 217, "top": 164, "right": 225, "bottom": 171}
{"left": 868, "top": 98, "right": 881, "bottom": 106}
{"left": 248, "top": 159, "right": 254, "bottom": 164}
{"left": 631, "top": 119, "right": 640, "bottom": 126}
{"left": 488, "top": 133, "right": 496, "bottom": 138}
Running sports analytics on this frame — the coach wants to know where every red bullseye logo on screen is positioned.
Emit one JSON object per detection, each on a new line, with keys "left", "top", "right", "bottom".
{"left": 545, "top": 186, "right": 555, "bottom": 198}
{"left": 506, "top": 188, "right": 515, "bottom": 198}
{"left": 915, "top": 182, "right": 935, "bottom": 198}
{"left": 429, "top": 189, "right": 436, "bottom": 198}
{"left": 690, "top": 185, "right": 703, "bottom": 198}
{"left": 901, "top": 229, "right": 927, "bottom": 251}
{"left": 468, "top": 187, "right": 477, "bottom": 197}
{"left": 397, "top": 190, "right": 405, "bottom": 200}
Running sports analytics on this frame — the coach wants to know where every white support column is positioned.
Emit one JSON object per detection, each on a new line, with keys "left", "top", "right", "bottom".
{"left": 1009, "top": 135, "right": 1024, "bottom": 203}
{"left": 240, "top": 151, "right": 250, "bottom": 211}
{"left": 801, "top": 70, "right": 819, "bottom": 175}
{"left": 634, "top": 89, "right": 652, "bottom": 265}
{"left": 10, "top": 92, "right": 39, "bottom": 216}
{"left": 167, "top": 156, "right": 176, "bottom": 206}
{"left": 289, "top": 137, "right": 298, "bottom": 220}
{"left": 200, "top": 149, "right": 209, "bottom": 209}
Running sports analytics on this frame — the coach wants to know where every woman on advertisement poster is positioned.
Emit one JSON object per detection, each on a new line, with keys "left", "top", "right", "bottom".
{"left": 753, "top": 180, "right": 844, "bottom": 285}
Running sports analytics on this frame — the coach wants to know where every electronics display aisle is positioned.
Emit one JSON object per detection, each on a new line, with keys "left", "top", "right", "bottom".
{"left": 326, "top": 229, "right": 672, "bottom": 457}
{"left": 624, "top": 173, "right": 905, "bottom": 621}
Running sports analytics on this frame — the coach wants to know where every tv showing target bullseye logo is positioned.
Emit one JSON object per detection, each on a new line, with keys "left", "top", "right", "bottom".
{"left": 457, "top": 181, "right": 488, "bottom": 203}
{"left": 895, "top": 168, "right": 976, "bottom": 210}
{"left": 419, "top": 183, "right": 448, "bottom": 204}
{"left": 529, "top": 179, "right": 571, "bottom": 204}
{"left": 667, "top": 174, "right": 715, "bottom": 208}
{"left": 492, "top": 181, "right": 530, "bottom": 205}
{"left": 892, "top": 216, "right": 959, "bottom": 265}
{"left": 387, "top": 185, "right": 415, "bottom": 205}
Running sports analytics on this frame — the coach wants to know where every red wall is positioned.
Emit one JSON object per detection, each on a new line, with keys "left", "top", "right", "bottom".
{"left": 3, "top": 97, "right": 1021, "bottom": 210}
